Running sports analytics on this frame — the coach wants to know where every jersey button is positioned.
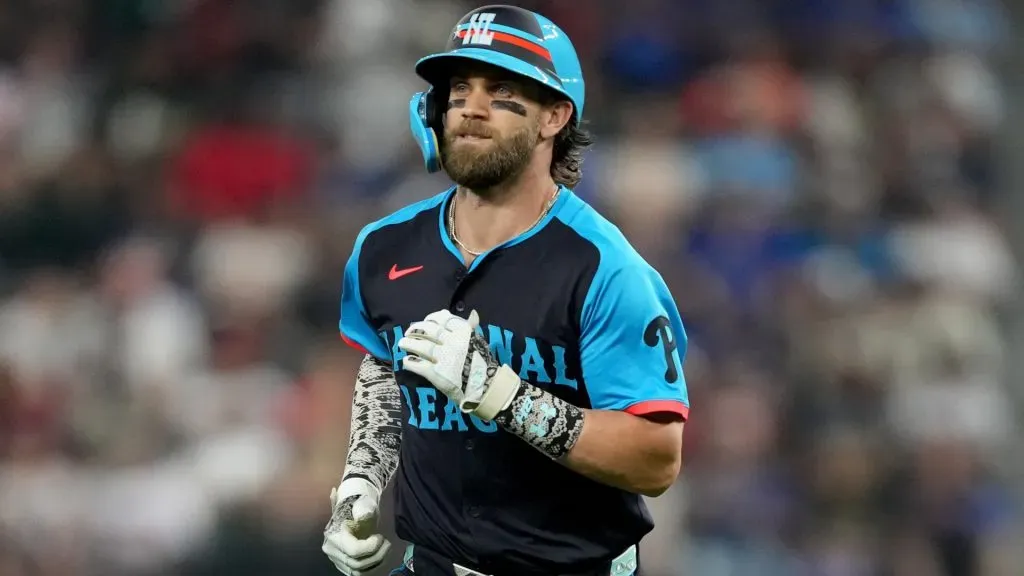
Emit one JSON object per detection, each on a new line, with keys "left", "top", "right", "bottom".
{"left": 465, "top": 440, "right": 474, "bottom": 450}
{"left": 454, "top": 301, "right": 466, "bottom": 312}
{"left": 468, "top": 506, "right": 481, "bottom": 518}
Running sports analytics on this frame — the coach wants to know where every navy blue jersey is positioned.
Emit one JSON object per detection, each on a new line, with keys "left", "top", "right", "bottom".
{"left": 339, "top": 186, "right": 689, "bottom": 574}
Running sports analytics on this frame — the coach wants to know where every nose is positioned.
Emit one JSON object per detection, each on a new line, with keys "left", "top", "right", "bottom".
{"left": 459, "top": 86, "right": 490, "bottom": 120}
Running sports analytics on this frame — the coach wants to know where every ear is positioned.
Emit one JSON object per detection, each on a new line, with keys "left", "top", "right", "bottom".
{"left": 539, "top": 100, "right": 573, "bottom": 140}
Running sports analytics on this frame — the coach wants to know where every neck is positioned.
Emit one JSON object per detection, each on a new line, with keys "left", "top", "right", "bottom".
{"left": 453, "top": 166, "right": 558, "bottom": 254}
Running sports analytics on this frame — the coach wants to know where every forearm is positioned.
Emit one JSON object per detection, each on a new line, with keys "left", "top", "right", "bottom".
{"left": 492, "top": 379, "right": 682, "bottom": 497}
{"left": 341, "top": 355, "right": 403, "bottom": 492}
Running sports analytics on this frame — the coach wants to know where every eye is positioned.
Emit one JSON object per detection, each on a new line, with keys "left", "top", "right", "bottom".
{"left": 450, "top": 81, "right": 470, "bottom": 95}
{"left": 492, "top": 83, "right": 514, "bottom": 98}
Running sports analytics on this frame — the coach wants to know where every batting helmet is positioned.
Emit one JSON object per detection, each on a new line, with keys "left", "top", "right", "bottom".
{"left": 408, "top": 5, "right": 585, "bottom": 173}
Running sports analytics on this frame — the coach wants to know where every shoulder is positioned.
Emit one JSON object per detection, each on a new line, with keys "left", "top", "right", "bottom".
{"left": 355, "top": 188, "right": 451, "bottom": 246}
{"left": 351, "top": 188, "right": 451, "bottom": 259}
{"left": 554, "top": 193, "right": 660, "bottom": 281}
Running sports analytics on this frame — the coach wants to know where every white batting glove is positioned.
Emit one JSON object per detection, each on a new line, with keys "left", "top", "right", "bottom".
{"left": 322, "top": 477, "right": 391, "bottom": 575}
{"left": 398, "top": 309, "right": 522, "bottom": 420}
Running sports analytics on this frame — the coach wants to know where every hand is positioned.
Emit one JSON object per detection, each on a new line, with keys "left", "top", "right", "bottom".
{"left": 398, "top": 309, "right": 522, "bottom": 420}
{"left": 322, "top": 477, "right": 391, "bottom": 575}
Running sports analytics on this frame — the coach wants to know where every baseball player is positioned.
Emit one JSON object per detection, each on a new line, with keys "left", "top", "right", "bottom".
{"left": 323, "top": 5, "right": 690, "bottom": 576}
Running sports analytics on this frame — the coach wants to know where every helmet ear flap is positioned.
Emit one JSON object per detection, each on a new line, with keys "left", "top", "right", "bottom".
{"left": 427, "top": 86, "right": 448, "bottom": 133}
{"left": 409, "top": 87, "right": 449, "bottom": 173}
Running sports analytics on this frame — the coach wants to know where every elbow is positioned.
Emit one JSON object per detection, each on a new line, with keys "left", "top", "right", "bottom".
{"left": 636, "top": 453, "right": 681, "bottom": 497}
{"left": 634, "top": 420, "right": 684, "bottom": 497}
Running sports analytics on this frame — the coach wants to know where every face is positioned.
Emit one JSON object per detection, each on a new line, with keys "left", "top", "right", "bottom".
{"left": 439, "top": 64, "right": 571, "bottom": 193}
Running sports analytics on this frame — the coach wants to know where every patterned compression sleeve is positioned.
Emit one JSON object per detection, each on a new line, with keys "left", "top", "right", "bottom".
{"left": 341, "top": 355, "right": 403, "bottom": 492}
{"left": 494, "top": 382, "right": 585, "bottom": 460}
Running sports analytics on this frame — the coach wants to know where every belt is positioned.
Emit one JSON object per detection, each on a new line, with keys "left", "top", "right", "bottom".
{"left": 402, "top": 544, "right": 638, "bottom": 576}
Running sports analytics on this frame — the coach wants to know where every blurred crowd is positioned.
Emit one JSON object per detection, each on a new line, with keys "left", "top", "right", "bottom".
{"left": 0, "top": 1, "right": 1020, "bottom": 575}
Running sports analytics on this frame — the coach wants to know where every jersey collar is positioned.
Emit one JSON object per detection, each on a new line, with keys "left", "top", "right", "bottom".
{"left": 437, "top": 185, "right": 572, "bottom": 270}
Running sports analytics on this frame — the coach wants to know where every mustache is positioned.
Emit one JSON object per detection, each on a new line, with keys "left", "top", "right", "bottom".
{"left": 451, "top": 121, "right": 494, "bottom": 138}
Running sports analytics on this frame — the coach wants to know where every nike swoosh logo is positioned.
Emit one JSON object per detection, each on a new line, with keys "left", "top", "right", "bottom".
{"left": 388, "top": 264, "right": 424, "bottom": 280}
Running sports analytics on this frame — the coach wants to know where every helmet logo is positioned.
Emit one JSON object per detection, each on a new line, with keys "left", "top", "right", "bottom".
{"left": 462, "top": 13, "right": 496, "bottom": 46}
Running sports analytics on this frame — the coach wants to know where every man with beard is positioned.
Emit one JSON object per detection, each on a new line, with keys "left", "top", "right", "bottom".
{"left": 322, "top": 6, "right": 690, "bottom": 576}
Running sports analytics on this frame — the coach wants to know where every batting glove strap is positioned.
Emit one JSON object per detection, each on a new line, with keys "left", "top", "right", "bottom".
{"left": 327, "top": 477, "right": 381, "bottom": 538}
{"left": 462, "top": 363, "right": 521, "bottom": 420}
{"left": 494, "top": 381, "right": 585, "bottom": 460}
{"left": 333, "top": 477, "right": 381, "bottom": 509}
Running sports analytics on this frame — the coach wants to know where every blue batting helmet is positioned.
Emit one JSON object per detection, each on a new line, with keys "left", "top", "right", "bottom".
{"left": 408, "top": 5, "right": 585, "bottom": 173}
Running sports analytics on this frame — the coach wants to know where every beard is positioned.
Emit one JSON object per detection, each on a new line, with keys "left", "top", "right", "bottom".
{"left": 441, "top": 120, "right": 538, "bottom": 194}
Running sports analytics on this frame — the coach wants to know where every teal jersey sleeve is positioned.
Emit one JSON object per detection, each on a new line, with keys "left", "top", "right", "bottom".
{"left": 338, "top": 190, "right": 452, "bottom": 362}
{"left": 578, "top": 264, "right": 689, "bottom": 419}
{"left": 339, "top": 226, "right": 391, "bottom": 362}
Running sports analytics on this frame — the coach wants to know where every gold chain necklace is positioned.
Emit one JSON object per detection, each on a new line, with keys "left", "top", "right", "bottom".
{"left": 449, "top": 186, "right": 560, "bottom": 257}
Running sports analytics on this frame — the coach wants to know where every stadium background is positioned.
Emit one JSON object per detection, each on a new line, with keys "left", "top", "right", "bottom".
{"left": 0, "top": 0, "right": 1022, "bottom": 575}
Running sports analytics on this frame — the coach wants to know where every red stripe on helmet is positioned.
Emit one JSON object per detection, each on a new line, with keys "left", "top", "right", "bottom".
{"left": 455, "top": 30, "right": 552, "bottom": 62}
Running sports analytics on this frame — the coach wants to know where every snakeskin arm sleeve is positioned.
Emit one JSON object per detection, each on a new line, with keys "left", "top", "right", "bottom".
{"left": 340, "top": 355, "right": 403, "bottom": 492}
{"left": 493, "top": 382, "right": 586, "bottom": 460}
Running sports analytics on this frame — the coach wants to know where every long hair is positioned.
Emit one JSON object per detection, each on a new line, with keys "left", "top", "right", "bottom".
{"left": 550, "top": 119, "right": 593, "bottom": 189}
